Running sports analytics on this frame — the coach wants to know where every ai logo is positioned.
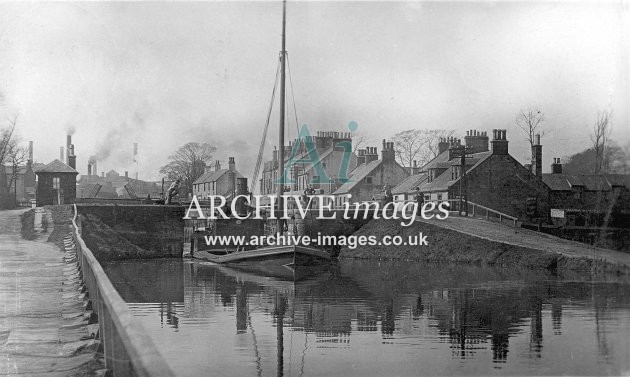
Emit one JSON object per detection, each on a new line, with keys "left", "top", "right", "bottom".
{"left": 276, "top": 121, "right": 358, "bottom": 185}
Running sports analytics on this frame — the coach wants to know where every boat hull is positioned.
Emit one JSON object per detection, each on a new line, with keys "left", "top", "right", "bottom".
{"left": 191, "top": 245, "right": 330, "bottom": 274}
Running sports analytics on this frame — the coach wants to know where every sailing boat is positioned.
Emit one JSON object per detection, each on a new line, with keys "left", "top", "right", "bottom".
{"left": 191, "top": 0, "right": 331, "bottom": 269}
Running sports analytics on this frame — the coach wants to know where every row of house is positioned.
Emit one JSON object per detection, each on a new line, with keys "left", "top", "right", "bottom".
{"left": 257, "top": 128, "right": 629, "bottom": 226}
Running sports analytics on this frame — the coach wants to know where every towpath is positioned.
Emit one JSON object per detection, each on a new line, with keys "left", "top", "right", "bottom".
{"left": 0, "top": 208, "right": 100, "bottom": 376}
{"left": 419, "top": 214, "right": 630, "bottom": 267}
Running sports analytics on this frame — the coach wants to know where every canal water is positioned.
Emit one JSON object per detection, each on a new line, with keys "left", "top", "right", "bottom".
{"left": 102, "top": 259, "right": 630, "bottom": 376}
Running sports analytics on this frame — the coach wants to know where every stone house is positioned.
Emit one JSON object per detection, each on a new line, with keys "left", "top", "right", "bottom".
{"left": 35, "top": 159, "right": 79, "bottom": 206}
{"left": 542, "top": 159, "right": 630, "bottom": 227}
{"left": 193, "top": 157, "right": 244, "bottom": 199}
{"left": 414, "top": 129, "right": 550, "bottom": 221}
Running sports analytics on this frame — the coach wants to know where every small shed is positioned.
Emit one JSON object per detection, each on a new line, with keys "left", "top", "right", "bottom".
{"left": 35, "top": 159, "right": 79, "bottom": 206}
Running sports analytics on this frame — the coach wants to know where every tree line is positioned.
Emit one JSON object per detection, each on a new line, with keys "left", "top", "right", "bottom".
{"left": 0, "top": 117, "right": 30, "bottom": 209}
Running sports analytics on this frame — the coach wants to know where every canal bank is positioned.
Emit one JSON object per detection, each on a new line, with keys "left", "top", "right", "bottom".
{"left": 339, "top": 217, "right": 630, "bottom": 275}
{"left": 0, "top": 208, "right": 102, "bottom": 376}
{"left": 60, "top": 204, "right": 630, "bottom": 275}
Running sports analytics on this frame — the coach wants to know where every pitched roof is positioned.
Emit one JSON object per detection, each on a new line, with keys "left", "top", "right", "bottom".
{"left": 32, "top": 163, "right": 46, "bottom": 172}
{"left": 333, "top": 160, "right": 382, "bottom": 194}
{"left": 421, "top": 150, "right": 450, "bottom": 171}
{"left": 542, "top": 173, "right": 630, "bottom": 192}
{"left": 579, "top": 175, "right": 611, "bottom": 191}
{"left": 542, "top": 174, "right": 571, "bottom": 191}
{"left": 35, "top": 159, "right": 78, "bottom": 174}
{"left": 392, "top": 173, "right": 427, "bottom": 195}
{"left": 193, "top": 169, "right": 244, "bottom": 184}
{"left": 605, "top": 174, "right": 630, "bottom": 188}
{"left": 418, "top": 151, "right": 492, "bottom": 192}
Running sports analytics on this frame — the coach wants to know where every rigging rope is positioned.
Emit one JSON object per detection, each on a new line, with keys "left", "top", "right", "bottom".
{"left": 250, "top": 57, "right": 282, "bottom": 193}
{"left": 286, "top": 53, "right": 307, "bottom": 190}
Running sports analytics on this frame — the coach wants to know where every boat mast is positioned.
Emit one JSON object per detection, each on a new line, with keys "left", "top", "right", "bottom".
{"left": 277, "top": 0, "right": 287, "bottom": 235}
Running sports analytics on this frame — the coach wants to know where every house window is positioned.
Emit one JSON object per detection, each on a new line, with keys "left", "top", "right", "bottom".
{"left": 573, "top": 187, "right": 582, "bottom": 200}
{"left": 52, "top": 177, "right": 60, "bottom": 190}
{"left": 365, "top": 176, "right": 373, "bottom": 184}
{"left": 437, "top": 193, "right": 443, "bottom": 201}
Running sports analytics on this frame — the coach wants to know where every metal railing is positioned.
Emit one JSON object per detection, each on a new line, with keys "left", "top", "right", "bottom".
{"left": 71, "top": 204, "right": 176, "bottom": 377}
{"left": 388, "top": 198, "right": 519, "bottom": 227}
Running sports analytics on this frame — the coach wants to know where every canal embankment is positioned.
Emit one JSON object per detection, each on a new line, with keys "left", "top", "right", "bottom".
{"left": 1, "top": 207, "right": 103, "bottom": 376}
{"left": 76, "top": 204, "right": 185, "bottom": 261}
{"left": 339, "top": 216, "right": 630, "bottom": 275}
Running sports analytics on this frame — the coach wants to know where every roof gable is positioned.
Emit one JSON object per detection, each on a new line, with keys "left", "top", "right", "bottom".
{"left": 542, "top": 174, "right": 571, "bottom": 191}
{"left": 35, "top": 159, "right": 78, "bottom": 174}
{"left": 333, "top": 160, "right": 382, "bottom": 194}
{"left": 392, "top": 173, "right": 428, "bottom": 194}
{"left": 193, "top": 169, "right": 244, "bottom": 185}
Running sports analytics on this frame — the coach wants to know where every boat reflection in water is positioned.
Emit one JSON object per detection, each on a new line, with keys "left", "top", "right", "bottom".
{"left": 102, "top": 259, "right": 630, "bottom": 376}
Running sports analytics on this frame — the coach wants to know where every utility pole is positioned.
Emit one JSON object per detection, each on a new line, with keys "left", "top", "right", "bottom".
{"left": 455, "top": 146, "right": 474, "bottom": 216}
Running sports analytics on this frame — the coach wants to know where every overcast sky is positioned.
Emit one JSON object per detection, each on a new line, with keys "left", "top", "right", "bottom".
{"left": 0, "top": 1, "right": 628, "bottom": 180}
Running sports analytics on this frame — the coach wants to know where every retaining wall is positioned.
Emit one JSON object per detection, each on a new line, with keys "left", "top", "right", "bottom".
{"left": 76, "top": 204, "right": 185, "bottom": 257}
{"left": 71, "top": 204, "right": 176, "bottom": 377}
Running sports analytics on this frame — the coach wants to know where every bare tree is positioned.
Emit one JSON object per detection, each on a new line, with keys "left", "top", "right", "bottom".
{"left": 591, "top": 110, "right": 612, "bottom": 174}
{"left": 0, "top": 116, "right": 25, "bottom": 208}
{"left": 515, "top": 107, "right": 545, "bottom": 149}
{"left": 392, "top": 129, "right": 454, "bottom": 168}
{"left": 159, "top": 142, "right": 216, "bottom": 196}
{"left": 352, "top": 132, "right": 370, "bottom": 155}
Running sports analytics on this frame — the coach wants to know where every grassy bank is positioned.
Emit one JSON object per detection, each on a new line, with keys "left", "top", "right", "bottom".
{"left": 339, "top": 219, "right": 630, "bottom": 275}
{"left": 79, "top": 213, "right": 170, "bottom": 261}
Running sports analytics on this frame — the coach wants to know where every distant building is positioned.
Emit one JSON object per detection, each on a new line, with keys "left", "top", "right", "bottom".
{"left": 193, "top": 157, "right": 244, "bottom": 199}
{"left": 35, "top": 159, "right": 79, "bottom": 206}
{"left": 542, "top": 159, "right": 630, "bottom": 226}
{"left": 3, "top": 162, "right": 40, "bottom": 205}
{"left": 333, "top": 140, "right": 409, "bottom": 206}
{"left": 259, "top": 131, "right": 357, "bottom": 196}
{"left": 77, "top": 168, "right": 161, "bottom": 199}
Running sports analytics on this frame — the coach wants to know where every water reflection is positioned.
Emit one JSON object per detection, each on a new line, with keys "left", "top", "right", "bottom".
{"left": 102, "top": 259, "right": 630, "bottom": 376}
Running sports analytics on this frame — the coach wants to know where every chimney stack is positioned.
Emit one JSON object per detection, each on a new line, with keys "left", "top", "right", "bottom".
{"left": 357, "top": 149, "right": 366, "bottom": 165}
{"left": 438, "top": 137, "right": 450, "bottom": 155}
{"left": 66, "top": 135, "right": 72, "bottom": 163}
{"left": 447, "top": 137, "right": 463, "bottom": 160}
{"left": 531, "top": 133, "right": 542, "bottom": 177}
{"left": 412, "top": 160, "right": 420, "bottom": 175}
{"left": 88, "top": 164, "right": 92, "bottom": 176}
{"left": 228, "top": 157, "right": 235, "bottom": 171}
{"left": 464, "top": 130, "right": 489, "bottom": 153}
{"left": 125, "top": 171, "right": 129, "bottom": 178}
{"left": 381, "top": 140, "right": 396, "bottom": 162}
{"left": 491, "top": 129, "right": 509, "bottom": 155}
{"left": 60, "top": 146, "right": 64, "bottom": 161}
{"left": 365, "top": 146, "right": 378, "bottom": 164}
{"left": 551, "top": 157, "right": 563, "bottom": 174}
{"left": 28, "top": 141, "right": 33, "bottom": 163}
{"left": 215, "top": 160, "right": 221, "bottom": 171}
